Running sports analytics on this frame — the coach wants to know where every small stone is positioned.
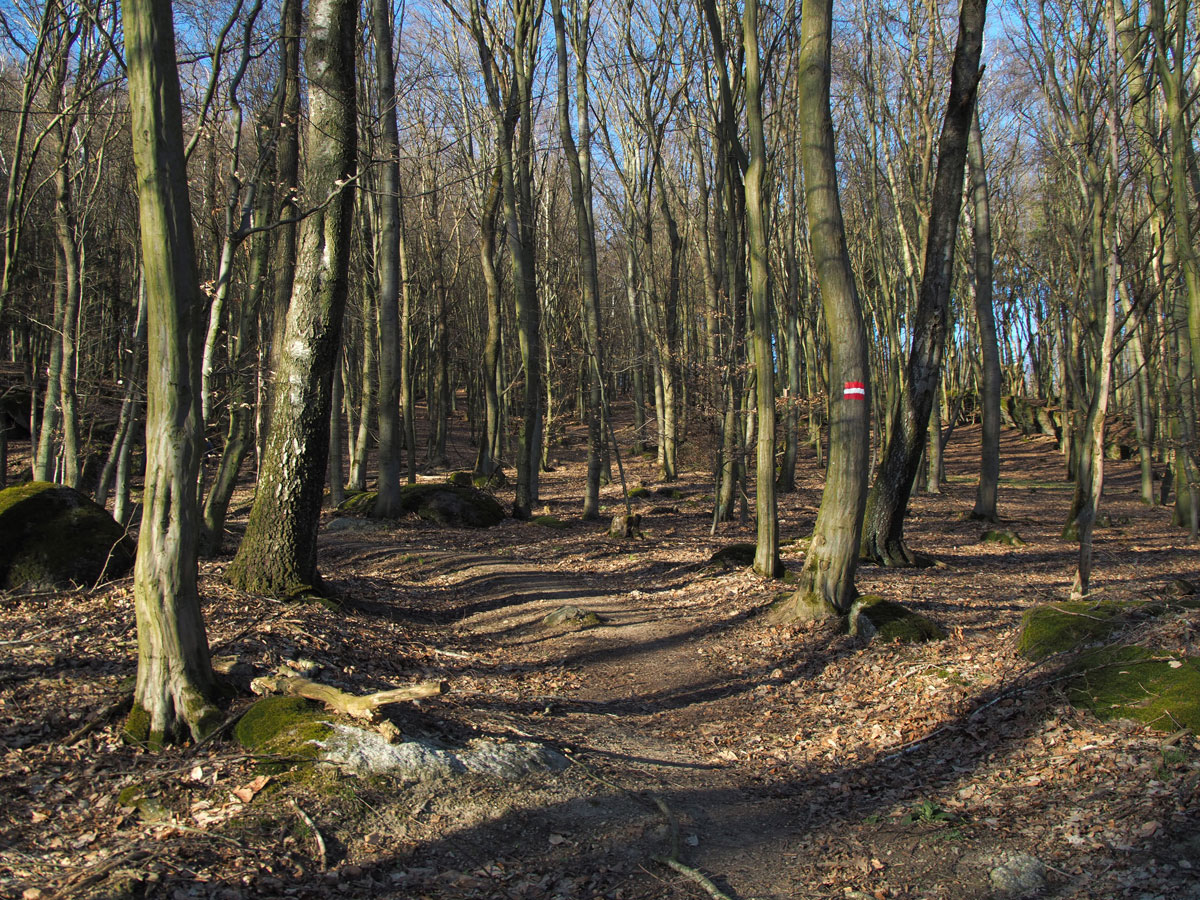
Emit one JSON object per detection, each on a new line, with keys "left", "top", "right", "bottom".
{"left": 988, "top": 852, "right": 1046, "bottom": 898}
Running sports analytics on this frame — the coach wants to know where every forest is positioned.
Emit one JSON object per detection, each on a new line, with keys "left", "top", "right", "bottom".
{"left": 0, "top": 0, "right": 1198, "bottom": 897}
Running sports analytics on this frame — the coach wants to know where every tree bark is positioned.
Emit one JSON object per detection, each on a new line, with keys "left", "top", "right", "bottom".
{"left": 861, "top": 0, "right": 986, "bottom": 566}
{"left": 744, "top": 0, "right": 777, "bottom": 577}
{"left": 122, "top": 0, "right": 219, "bottom": 745}
{"left": 372, "top": 0, "right": 404, "bottom": 517}
{"left": 227, "top": 0, "right": 357, "bottom": 599}
{"left": 967, "top": 108, "right": 1001, "bottom": 522}
{"left": 775, "top": 0, "right": 871, "bottom": 620}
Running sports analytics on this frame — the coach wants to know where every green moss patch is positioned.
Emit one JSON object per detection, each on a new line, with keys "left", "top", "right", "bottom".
{"left": 531, "top": 515, "right": 568, "bottom": 529}
{"left": 981, "top": 528, "right": 1026, "bottom": 547}
{"left": 336, "top": 484, "right": 505, "bottom": 528}
{"left": 1066, "top": 647, "right": 1200, "bottom": 733}
{"left": 0, "top": 481, "right": 136, "bottom": 591}
{"left": 849, "top": 595, "right": 946, "bottom": 643}
{"left": 628, "top": 487, "right": 651, "bottom": 500}
{"left": 234, "top": 696, "right": 333, "bottom": 766}
{"left": 1015, "top": 599, "right": 1198, "bottom": 661}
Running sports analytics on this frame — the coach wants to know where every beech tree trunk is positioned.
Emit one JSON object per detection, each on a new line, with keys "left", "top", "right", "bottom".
{"left": 122, "top": 0, "right": 219, "bottom": 745}
{"left": 968, "top": 108, "right": 1001, "bottom": 522}
{"left": 372, "top": 0, "right": 404, "bottom": 517}
{"left": 861, "top": 0, "right": 986, "bottom": 566}
{"left": 775, "top": 0, "right": 871, "bottom": 620}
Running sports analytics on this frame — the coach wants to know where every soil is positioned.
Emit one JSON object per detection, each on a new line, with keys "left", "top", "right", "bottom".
{"left": 2, "top": 418, "right": 1199, "bottom": 900}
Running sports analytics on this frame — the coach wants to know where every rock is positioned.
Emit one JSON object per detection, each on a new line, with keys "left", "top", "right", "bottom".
{"left": 324, "top": 517, "right": 389, "bottom": 533}
{"left": 1168, "top": 578, "right": 1196, "bottom": 597}
{"left": 447, "top": 471, "right": 473, "bottom": 487}
{"left": 706, "top": 543, "right": 784, "bottom": 577}
{"left": 609, "top": 513, "right": 642, "bottom": 539}
{"left": 848, "top": 595, "right": 946, "bottom": 643}
{"left": 337, "top": 484, "right": 505, "bottom": 528}
{"left": 318, "top": 723, "right": 567, "bottom": 780}
{"left": 981, "top": 528, "right": 1026, "bottom": 547}
{"left": 542, "top": 605, "right": 605, "bottom": 629}
{"left": 473, "top": 469, "right": 507, "bottom": 489}
{"left": 987, "top": 852, "right": 1046, "bottom": 898}
{"left": 1065, "top": 646, "right": 1200, "bottom": 734}
{"left": 531, "top": 514, "right": 568, "bottom": 529}
{"left": 1016, "top": 600, "right": 1128, "bottom": 660}
{"left": 233, "top": 696, "right": 333, "bottom": 761}
{"left": 0, "top": 481, "right": 135, "bottom": 592}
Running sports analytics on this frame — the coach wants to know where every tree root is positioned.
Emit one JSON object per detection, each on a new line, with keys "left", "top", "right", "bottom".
{"left": 251, "top": 672, "right": 446, "bottom": 722}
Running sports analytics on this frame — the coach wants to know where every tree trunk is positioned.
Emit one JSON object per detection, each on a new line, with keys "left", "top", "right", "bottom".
{"left": 744, "top": 0, "right": 777, "bottom": 577}
{"left": 372, "top": 0, "right": 404, "bottom": 517}
{"left": 226, "top": 0, "right": 357, "bottom": 599}
{"left": 775, "top": 0, "right": 871, "bottom": 620}
{"left": 122, "top": 0, "right": 219, "bottom": 745}
{"left": 861, "top": 0, "right": 986, "bottom": 566}
{"left": 967, "top": 108, "right": 1001, "bottom": 522}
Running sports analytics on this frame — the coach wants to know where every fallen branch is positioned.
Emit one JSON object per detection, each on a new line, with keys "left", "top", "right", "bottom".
{"left": 251, "top": 673, "right": 446, "bottom": 721}
{"left": 290, "top": 800, "right": 327, "bottom": 871}
{"left": 45, "top": 848, "right": 154, "bottom": 900}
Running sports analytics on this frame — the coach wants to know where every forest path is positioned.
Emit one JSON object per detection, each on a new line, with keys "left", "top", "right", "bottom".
{"left": 319, "top": 524, "right": 798, "bottom": 897}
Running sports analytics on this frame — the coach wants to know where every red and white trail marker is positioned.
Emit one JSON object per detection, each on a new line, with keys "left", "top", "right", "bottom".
{"left": 843, "top": 381, "right": 865, "bottom": 399}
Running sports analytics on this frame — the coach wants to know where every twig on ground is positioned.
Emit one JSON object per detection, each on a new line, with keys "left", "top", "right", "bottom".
{"left": 45, "top": 848, "right": 153, "bottom": 900}
{"left": 291, "top": 800, "right": 327, "bottom": 871}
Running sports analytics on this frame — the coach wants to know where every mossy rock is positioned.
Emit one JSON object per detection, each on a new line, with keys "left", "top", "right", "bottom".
{"left": 1017, "top": 601, "right": 1136, "bottom": 661}
{"left": 981, "top": 528, "right": 1026, "bottom": 547}
{"left": 655, "top": 487, "right": 685, "bottom": 500}
{"left": 0, "top": 481, "right": 136, "bottom": 591}
{"left": 473, "top": 469, "right": 508, "bottom": 489}
{"left": 628, "top": 487, "right": 651, "bottom": 500}
{"left": 531, "top": 514, "right": 568, "bottom": 529}
{"left": 1066, "top": 646, "right": 1200, "bottom": 733}
{"left": 337, "top": 484, "right": 505, "bottom": 528}
{"left": 447, "top": 471, "right": 474, "bottom": 487}
{"left": 848, "top": 595, "right": 946, "bottom": 643}
{"left": 336, "top": 491, "right": 377, "bottom": 515}
{"left": 234, "top": 696, "right": 333, "bottom": 764}
{"left": 542, "top": 605, "right": 606, "bottom": 629}
{"left": 609, "top": 513, "right": 642, "bottom": 539}
{"left": 706, "top": 543, "right": 784, "bottom": 578}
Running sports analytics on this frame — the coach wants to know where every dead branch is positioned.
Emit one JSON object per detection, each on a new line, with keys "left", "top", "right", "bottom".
{"left": 251, "top": 673, "right": 446, "bottom": 721}
{"left": 290, "top": 800, "right": 327, "bottom": 871}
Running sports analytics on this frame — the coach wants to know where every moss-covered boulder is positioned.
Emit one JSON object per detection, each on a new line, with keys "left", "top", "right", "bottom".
{"left": 1066, "top": 646, "right": 1200, "bottom": 733}
{"left": 0, "top": 481, "right": 135, "bottom": 591}
{"left": 609, "top": 513, "right": 642, "bottom": 539}
{"left": 337, "top": 484, "right": 506, "bottom": 528}
{"left": 447, "top": 471, "right": 473, "bottom": 487}
{"left": 1016, "top": 601, "right": 1130, "bottom": 661}
{"left": 542, "top": 605, "right": 605, "bottom": 629}
{"left": 848, "top": 595, "right": 946, "bottom": 643}
{"left": 531, "top": 514, "right": 568, "bottom": 529}
{"left": 234, "top": 696, "right": 333, "bottom": 762}
{"left": 706, "top": 543, "right": 785, "bottom": 578}
{"left": 472, "top": 469, "right": 507, "bottom": 489}
{"left": 981, "top": 528, "right": 1026, "bottom": 547}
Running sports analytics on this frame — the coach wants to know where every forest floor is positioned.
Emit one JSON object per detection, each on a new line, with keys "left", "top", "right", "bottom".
{"left": 2, "top": 414, "right": 1200, "bottom": 900}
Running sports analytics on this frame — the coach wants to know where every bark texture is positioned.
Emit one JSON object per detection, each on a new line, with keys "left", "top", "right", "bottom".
{"left": 122, "top": 0, "right": 219, "bottom": 745}
{"left": 227, "top": 0, "right": 357, "bottom": 598}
